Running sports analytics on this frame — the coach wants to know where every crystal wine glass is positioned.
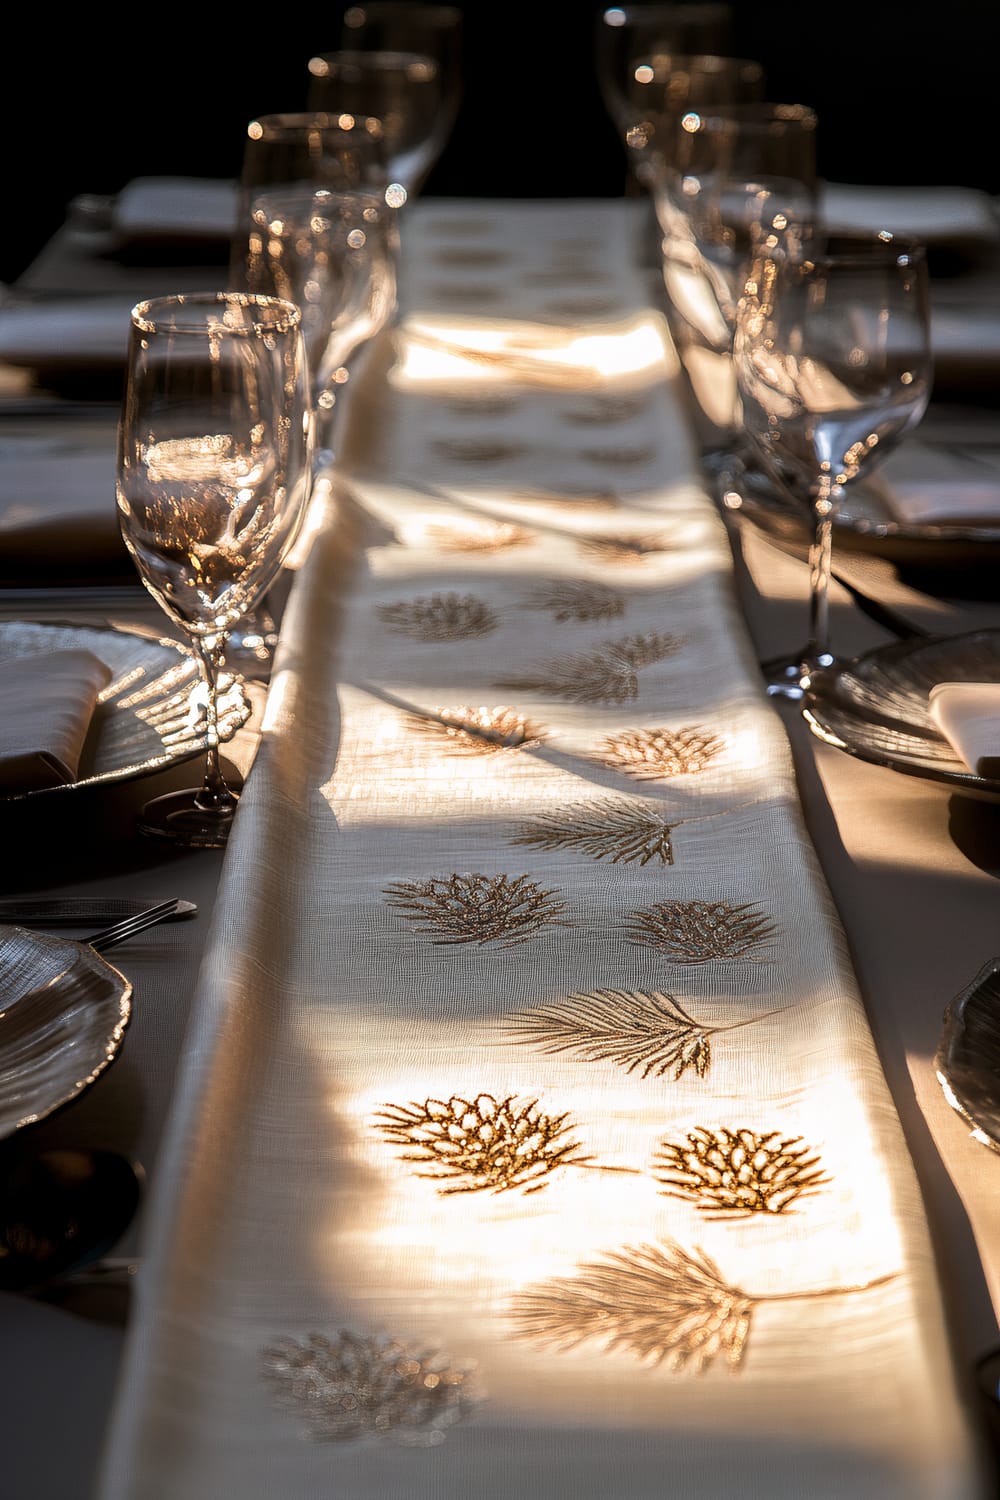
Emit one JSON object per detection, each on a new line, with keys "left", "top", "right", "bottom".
{"left": 116, "top": 292, "right": 314, "bottom": 845}
{"left": 733, "top": 231, "right": 933, "bottom": 698}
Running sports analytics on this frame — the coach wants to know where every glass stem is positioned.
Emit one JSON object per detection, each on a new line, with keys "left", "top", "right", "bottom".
{"left": 192, "top": 634, "right": 238, "bottom": 815}
{"left": 805, "top": 478, "right": 840, "bottom": 672}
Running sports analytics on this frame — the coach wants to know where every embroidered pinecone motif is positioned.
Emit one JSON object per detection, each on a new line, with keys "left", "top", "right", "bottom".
{"left": 384, "top": 871, "right": 570, "bottom": 945}
{"left": 523, "top": 580, "right": 625, "bottom": 622}
{"left": 510, "top": 797, "right": 676, "bottom": 865}
{"left": 430, "top": 438, "right": 528, "bottom": 463}
{"left": 374, "top": 1092, "right": 589, "bottom": 1194}
{"left": 601, "top": 726, "right": 725, "bottom": 779}
{"left": 626, "top": 899, "right": 775, "bottom": 962}
{"left": 406, "top": 705, "right": 546, "bottom": 755}
{"left": 377, "top": 592, "right": 498, "bottom": 641}
{"left": 496, "top": 632, "right": 680, "bottom": 705}
{"left": 652, "top": 1127, "right": 829, "bottom": 1216}
{"left": 260, "top": 1330, "right": 478, "bottom": 1444}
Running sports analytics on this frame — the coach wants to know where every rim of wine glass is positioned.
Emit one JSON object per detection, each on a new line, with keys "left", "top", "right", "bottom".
{"left": 694, "top": 100, "right": 818, "bottom": 129}
{"left": 245, "top": 111, "right": 381, "bottom": 145}
{"left": 130, "top": 292, "right": 303, "bottom": 337}
{"left": 307, "top": 47, "right": 440, "bottom": 80}
{"left": 808, "top": 231, "right": 929, "bottom": 270}
{"left": 250, "top": 183, "right": 393, "bottom": 221}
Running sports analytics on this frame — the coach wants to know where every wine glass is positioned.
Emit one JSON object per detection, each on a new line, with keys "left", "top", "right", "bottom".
{"left": 337, "top": 2, "right": 463, "bottom": 181}
{"left": 305, "top": 48, "right": 448, "bottom": 201}
{"left": 116, "top": 292, "right": 314, "bottom": 845}
{"left": 653, "top": 101, "right": 819, "bottom": 478}
{"left": 240, "top": 184, "right": 399, "bottom": 456}
{"left": 733, "top": 231, "right": 933, "bottom": 699}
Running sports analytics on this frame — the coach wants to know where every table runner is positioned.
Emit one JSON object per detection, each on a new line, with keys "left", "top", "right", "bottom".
{"left": 97, "top": 201, "right": 990, "bottom": 1499}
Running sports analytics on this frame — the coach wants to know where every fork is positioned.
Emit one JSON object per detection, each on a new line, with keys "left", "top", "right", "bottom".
{"left": 84, "top": 899, "right": 196, "bottom": 953}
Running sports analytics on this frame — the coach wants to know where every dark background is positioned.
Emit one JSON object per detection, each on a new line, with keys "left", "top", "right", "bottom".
{"left": 2, "top": 1, "right": 997, "bottom": 283}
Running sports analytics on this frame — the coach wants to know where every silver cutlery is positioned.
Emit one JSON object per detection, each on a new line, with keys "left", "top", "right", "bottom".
{"left": 82, "top": 899, "right": 196, "bottom": 952}
{"left": 0, "top": 896, "right": 197, "bottom": 927}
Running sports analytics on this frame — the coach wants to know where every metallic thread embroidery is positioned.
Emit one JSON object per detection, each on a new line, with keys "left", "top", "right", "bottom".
{"left": 522, "top": 580, "right": 625, "bottom": 622}
{"left": 510, "top": 797, "right": 676, "bottom": 865}
{"left": 505, "top": 989, "right": 714, "bottom": 1080}
{"left": 651, "top": 1127, "right": 829, "bottom": 1215}
{"left": 601, "top": 726, "right": 725, "bottom": 779}
{"left": 378, "top": 593, "right": 498, "bottom": 641}
{"left": 374, "top": 1092, "right": 592, "bottom": 1194}
{"left": 384, "top": 872, "right": 571, "bottom": 945}
{"left": 509, "top": 1239, "right": 895, "bottom": 1374}
{"left": 260, "top": 1330, "right": 479, "bottom": 1445}
{"left": 578, "top": 534, "right": 671, "bottom": 564}
{"left": 580, "top": 445, "right": 657, "bottom": 466}
{"left": 495, "top": 632, "right": 681, "bottom": 704}
{"left": 406, "top": 705, "right": 546, "bottom": 755}
{"left": 626, "top": 899, "right": 776, "bottom": 962}
{"left": 430, "top": 438, "right": 528, "bottom": 463}
{"left": 504, "top": 989, "right": 786, "bottom": 1082}
{"left": 429, "top": 521, "right": 534, "bottom": 552}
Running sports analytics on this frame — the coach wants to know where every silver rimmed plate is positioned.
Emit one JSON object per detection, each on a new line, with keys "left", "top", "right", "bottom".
{"left": 0, "top": 620, "right": 252, "bottom": 802}
{"left": 803, "top": 629, "right": 1000, "bottom": 803}
{"left": 935, "top": 957, "right": 1000, "bottom": 1152}
{"left": 0, "top": 925, "right": 132, "bottom": 1139}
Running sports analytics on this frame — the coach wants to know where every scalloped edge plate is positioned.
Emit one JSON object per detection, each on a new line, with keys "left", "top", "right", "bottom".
{"left": 0, "top": 620, "right": 252, "bottom": 802}
{"left": 0, "top": 925, "right": 132, "bottom": 1139}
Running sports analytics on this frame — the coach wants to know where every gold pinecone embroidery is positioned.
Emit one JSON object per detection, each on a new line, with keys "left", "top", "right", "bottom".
{"left": 578, "top": 534, "right": 670, "bottom": 564}
{"left": 406, "top": 705, "right": 546, "bottom": 755}
{"left": 651, "top": 1127, "right": 829, "bottom": 1216}
{"left": 260, "top": 1330, "right": 479, "bottom": 1444}
{"left": 505, "top": 989, "right": 715, "bottom": 1080}
{"left": 374, "top": 1092, "right": 590, "bottom": 1194}
{"left": 601, "top": 726, "right": 725, "bottom": 779}
{"left": 523, "top": 580, "right": 625, "bottom": 622}
{"left": 377, "top": 593, "right": 498, "bottom": 641}
{"left": 429, "top": 521, "right": 534, "bottom": 552}
{"left": 626, "top": 899, "right": 775, "bottom": 962}
{"left": 384, "top": 872, "right": 570, "bottom": 945}
{"left": 510, "top": 797, "right": 676, "bottom": 865}
{"left": 496, "top": 631, "right": 680, "bottom": 704}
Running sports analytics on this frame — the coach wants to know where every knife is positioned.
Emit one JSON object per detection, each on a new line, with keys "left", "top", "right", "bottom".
{"left": 0, "top": 897, "right": 198, "bottom": 926}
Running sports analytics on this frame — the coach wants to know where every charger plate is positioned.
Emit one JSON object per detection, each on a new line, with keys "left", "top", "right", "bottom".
{"left": 803, "top": 629, "right": 1000, "bottom": 803}
{"left": 0, "top": 620, "right": 252, "bottom": 802}
{"left": 0, "top": 924, "right": 131, "bottom": 1138}
{"left": 935, "top": 957, "right": 1000, "bottom": 1153}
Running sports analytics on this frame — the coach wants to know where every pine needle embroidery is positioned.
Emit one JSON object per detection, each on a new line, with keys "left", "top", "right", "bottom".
{"left": 509, "top": 1239, "right": 896, "bottom": 1373}
{"left": 384, "top": 872, "right": 571, "bottom": 946}
{"left": 510, "top": 797, "right": 677, "bottom": 865}
{"left": 578, "top": 534, "right": 671, "bottom": 565}
{"left": 601, "top": 726, "right": 725, "bottom": 779}
{"left": 504, "top": 989, "right": 785, "bottom": 1083}
{"left": 495, "top": 632, "right": 681, "bottom": 705}
{"left": 626, "top": 899, "right": 776, "bottom": 963}
{"left": 429, "top": 521, "right": 534, "bottom": 552}
{"left": 651, "top": 1127, "right": 829, "bottom": 1216}
{"left": 406, "top": 705, "right": 546, "bottom": 755}
{"left": 260, "top": 1330, "right": 479, "bottom": 1444}
{"left": 522, "top": 580, "right": 625, "bottom": 622}
{"left": 378, "top": 593, "right": 498, "bottom": 641}
{"left": 373, "top": 1092, "right": 593, "bottom": 1194}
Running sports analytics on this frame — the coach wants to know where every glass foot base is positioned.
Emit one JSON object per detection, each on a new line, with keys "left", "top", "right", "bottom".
{"left": 137, "top": 788, "right": 239, "bottom": 849}
{"left": 760, "top": 648, "right": 836, "bottom": 702}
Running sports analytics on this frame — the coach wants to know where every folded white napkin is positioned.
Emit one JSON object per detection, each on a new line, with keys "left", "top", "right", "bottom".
{"left": 821, "top": 183, "right": 1000, "bottom": 251}
{"left": 0, "top": 439, "right": 125, "bottom": 568}
{"left": 0, "top": 650, "right": 112, "bottom": 792}
{"left": 0, "top": 296, "right": 132, "bottom": 372}
{"left": 929, "top": 681, "right": 1000, "bottom": 778}
{"left": 111, "top": 176, "right": 239, "bottom": 244}
{"left": 870, "top": 440, "right": 1000, "bottom": 528}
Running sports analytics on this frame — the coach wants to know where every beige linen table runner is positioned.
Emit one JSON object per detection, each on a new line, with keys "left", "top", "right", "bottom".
{"left": 98, "top": 202, "right": 991, "bottom": 1499}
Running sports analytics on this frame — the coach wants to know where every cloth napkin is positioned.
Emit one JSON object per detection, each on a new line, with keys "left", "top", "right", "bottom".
{"left": 929, "top": 681, "right": 1000, "bottom": 777}
{"left": 867, "top": 439, "right": 1000, "bottom": 528}
{"left": 0, "top": 434, "right": 128, "bottom": 580}
{"left": 0, "top": 649, "right": 111, "bottom": 792}
{"left": 0, "top": 296, "right": 133, "bottom": 373}
{"left": 110, "top": 176, "right": 238, "bottom": 246}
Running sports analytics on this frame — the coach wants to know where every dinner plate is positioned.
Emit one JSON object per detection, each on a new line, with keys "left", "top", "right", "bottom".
{"left": 0, "top": 621, "right": 252, "bottom": 802}
{"left": 935, "top": 955, "right": 1000, "bottom": 1153}
{"left": 803, "top": 629, "right": 1000, "bottom": 802}
{"left": 0, "top": 924, "right": 131, "bottom": 1139}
